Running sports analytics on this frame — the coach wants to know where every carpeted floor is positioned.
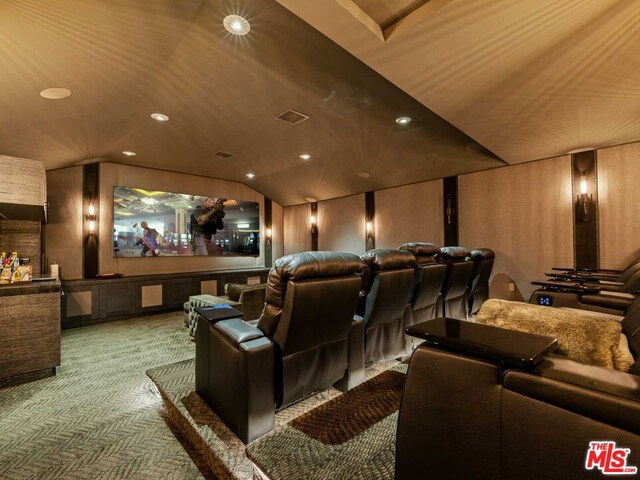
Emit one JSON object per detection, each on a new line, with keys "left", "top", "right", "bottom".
{"left": 0, "top": 312, "right": 214, "bottom": 480}
{"left": 147, "top": 356, "right": 405, "bottom": 480}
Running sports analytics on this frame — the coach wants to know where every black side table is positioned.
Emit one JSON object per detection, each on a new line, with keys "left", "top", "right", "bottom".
{"left": 406, "top": 318, "right": 558, "bottom": 370}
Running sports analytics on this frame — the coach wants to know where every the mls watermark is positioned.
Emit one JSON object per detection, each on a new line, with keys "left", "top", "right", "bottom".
{"left": 585, "top": 441, "right": 637, "bottom": 475}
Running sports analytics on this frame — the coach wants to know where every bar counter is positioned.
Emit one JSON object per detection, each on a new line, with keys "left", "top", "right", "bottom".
{"left": 0, "top": 278, "right": 61, "bottom": 387}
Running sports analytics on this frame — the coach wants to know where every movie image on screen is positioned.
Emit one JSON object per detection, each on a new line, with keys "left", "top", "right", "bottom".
{"left": 113, "top": 187, "right": 260, "bottom": 258}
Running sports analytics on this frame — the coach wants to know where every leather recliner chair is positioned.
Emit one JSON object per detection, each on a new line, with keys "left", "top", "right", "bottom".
{"left": 467, "top": 248, "right": 495, "bottom": 315}
{"left": 399, "top": 242, "right": 447, "bottom": 323}
{"left": 530, "top": 268, "right": 640, "bottom": 315}
{"left": 396, "top": 320, "right": 640, "bottom": 480}
{"left": 360, "top": 249, "right": 417, "bottom": 364}
{"left": 439, "top": 246, "right": 474, "bottom": 320}
{"left": 550, "top": 255, "right": 640, "bottom": 282}
{"left": 196, "top": 251, "right": 365, "bottom": 443}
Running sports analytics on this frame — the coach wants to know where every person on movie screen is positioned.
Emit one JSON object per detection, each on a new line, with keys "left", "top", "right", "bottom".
{"left": 134, "top": 221, "right": 160, "bottom": 257}
{"left": 190, "top": 197, "right": 226, "bottom": 256}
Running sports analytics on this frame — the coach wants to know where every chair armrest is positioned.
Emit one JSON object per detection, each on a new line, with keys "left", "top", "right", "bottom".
{"left": 579, "top": 293, "right": 633, "bottom": 311}
{"left": 214, "top": 318, "right": 264, "bottom": 347}
{"left": 531, "top": 280, "right": 600, "bottom": 295}
{"left": 503, "top": 355, "right": 640, "bottom": 434}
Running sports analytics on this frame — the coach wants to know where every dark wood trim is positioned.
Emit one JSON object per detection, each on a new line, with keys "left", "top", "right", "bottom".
{"left": 572, "top": 150, "right": 599, "bottom": 269}
{"left": 264, "top": 197, "right": 273, "bottom": 267}
{"left": 443, "top": 176, "right": 459, "bottom": 246}
{"left": 83, "top": 163, "right": 100, "bottom": 279}
{"left": 310, "top": 202, "right": 318, "bottom": 251}
{"left": 0, "top": 367, "right": 55, "bottom": 388}
{"left": 365, "top": 191, "right": 375, "bottom": 250}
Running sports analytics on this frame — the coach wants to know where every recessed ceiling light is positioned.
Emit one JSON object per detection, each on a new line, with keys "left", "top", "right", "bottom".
{"left": 246, "top": 172, "right": 255, "bottom": 179}
{"left": 40, "top": 87, "right": 72, "bottom": 100}
{"left": 224, "top": 15, "right": 251, "bottom": 35}
{"left": 395, "top": 116, "right": 412, "bottom": 125}
{"left": 122, "top": 151, "right": 137, "bottom": 156}
{"left": 305, "top": 196, "right": 317, "bottom": 203}
{"left": 150, "top": 113, "right": 169, "bottom": 122}
{"left": 358, "top": 171, "right": 370, "bottom": 179}
{"left": 299, "top": 154, "right": 311, "bottom": 160}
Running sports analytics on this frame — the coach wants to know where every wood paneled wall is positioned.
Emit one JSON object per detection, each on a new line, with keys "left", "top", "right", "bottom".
{"left": 376, "top": 179, "right": 443, "bottom": 249}
{"left": 459, "top": 156, "right": 574, "bottom": 301}
{"left": 318, "top": 194, "right": 365, "bottom": 254}
{"left": 598, "top": 142, "right": 640, "bottom": 269}
{"left": 271, "top": 201, "right": 284, "bottom": 262}
{"left": 44, "top": 167, "right": 85, "bottom": 279}
{"left": 284, "top": 204, "right": 311, "bottom": 255}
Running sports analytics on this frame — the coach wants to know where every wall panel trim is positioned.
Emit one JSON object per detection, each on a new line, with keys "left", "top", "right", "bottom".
{"left": 572, "top": 150, "right": 599, "bottom": 269}
{"left": 443, "top": 176, "right": 459, "bottom": 246}
{"left": 83, "top": 163, "right": 99, "bottom": 279}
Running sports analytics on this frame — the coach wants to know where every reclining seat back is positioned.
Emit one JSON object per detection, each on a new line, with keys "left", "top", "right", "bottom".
{"left": 622, "top": 297, "right": 640, "bottom": 375}
{"left": 257, "top": 251, "right": 363, "bottom": 408}
{"left": 399, "top": 242, "right": 446, "bottom": 323}
{"left": 440, "top": 246, "right": 474, "bottom": 320}
{"left": 467, "top": 248, "right": 495, "bottom": 315}
{"left": 360, "top": 249, "right": 417, "bottom": 364}
{"left": 620, "top": 265, "right": 640, "bottom": 290}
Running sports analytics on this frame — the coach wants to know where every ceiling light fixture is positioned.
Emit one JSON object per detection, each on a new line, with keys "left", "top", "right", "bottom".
{"left": 150, "top": 113, "right": 169, "bottom": 122}
{"left": 40, "top": 87, "right": 72, "bottom": 100}
{"left": 395, "top": 116, "right": 412, "bottom": 125}
{"left": 122, "top": 151, "right": 137, "bottom": 156}
{"left": 358, "top": 171, "right": 370, "bottom": 179}
{"left": 246, "top": 172, "right": 255, "bottom": 179}
{"left": 305, "top": 196, "right": 317, "bottom": 203}
{"left": 299, "top": 154, "right": 311, "bottom": 160}
{"left": 224, "top": 15, "right": 251, "bottom": 35}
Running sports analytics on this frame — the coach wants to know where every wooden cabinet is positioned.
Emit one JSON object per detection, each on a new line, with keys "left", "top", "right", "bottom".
{"left": 0, "top": 283, "right": 61, "bottom": 387}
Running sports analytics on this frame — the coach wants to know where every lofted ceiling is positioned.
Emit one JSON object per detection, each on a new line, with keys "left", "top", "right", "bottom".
{"left": 0, "top": 0, "right": 503, "bottom": 207}
{"left": 277, "top": 0, "right": 640, "bottom": 164}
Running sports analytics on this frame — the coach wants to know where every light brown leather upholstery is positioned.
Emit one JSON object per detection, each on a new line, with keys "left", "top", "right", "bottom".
{"left": 467, "top": 248, "right": 495, "bottom": 315}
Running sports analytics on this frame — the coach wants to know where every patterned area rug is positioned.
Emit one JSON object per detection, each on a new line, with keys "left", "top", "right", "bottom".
{"left": 247, "top": 365, "right": 406, "bottom": 480}
{"left": 147, "top": 359, "right": 405, "bottom": 480}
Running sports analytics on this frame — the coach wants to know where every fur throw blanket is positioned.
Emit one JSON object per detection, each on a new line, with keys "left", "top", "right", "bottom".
{"left": 477, "top": 299, "right": 630, "bottom": 371}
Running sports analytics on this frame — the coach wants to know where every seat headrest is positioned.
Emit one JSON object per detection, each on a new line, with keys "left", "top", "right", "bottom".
{"left": 469, "top": 248, "right": 495, "bottom": 260}
{"left": 440, "top": 246, "right": 471, "bottom": 260}
{"left": 272, "top": 251, "right": 363, "bottom": 280}
{"left": 399, "top": 242, "right": 441, "bottom": 257}
{"left": 361, "top": 249, "right": 417, "bottom": 271}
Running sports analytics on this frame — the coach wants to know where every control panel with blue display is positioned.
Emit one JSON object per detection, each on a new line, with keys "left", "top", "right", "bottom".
{"left": 537, "top": 295, "right": 553, "bottom": 306}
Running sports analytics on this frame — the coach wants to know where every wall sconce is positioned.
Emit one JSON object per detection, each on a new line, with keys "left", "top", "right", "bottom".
{"left": 86, "top": 202, "right": 97, "bottom": 235}
{"left": 577, "top": 176, "right": 592, "bottom": 222}
{"left": 265, "top": 227, "right": 272, "bottom": 243}
{"left": 310, "top": 215, "right": 317, "bottom": 235}
{"left": 365, "top": 221, "right": 373, "bottom": 234}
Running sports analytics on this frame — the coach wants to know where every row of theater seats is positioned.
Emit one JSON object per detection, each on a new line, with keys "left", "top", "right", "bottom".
{"left": 195, "top": 244, "right": 494, "bottom": 443}
{"left": 529, "top": 255, "right": 640, "bottom": 315}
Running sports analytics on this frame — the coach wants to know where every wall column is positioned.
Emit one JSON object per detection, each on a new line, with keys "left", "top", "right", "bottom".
{"left": 83, "top": 163, "right": 99, "bottom": 279}
{"left": 443, "top": 176, "right": 459, "bottom": 246}
{"left": 572, "top": 150, "right": 599, "bottom": 269}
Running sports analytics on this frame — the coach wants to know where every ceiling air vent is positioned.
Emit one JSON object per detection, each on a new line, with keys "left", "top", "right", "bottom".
{"left": 213, "top": 151, "right": 235, "bottom": 159}
{"left": 274, "top": 109, "right": 309, "bottom": 126}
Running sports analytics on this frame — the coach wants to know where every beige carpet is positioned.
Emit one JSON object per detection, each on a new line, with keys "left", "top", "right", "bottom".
{"left": 0, "top": 312, "right": 214, "bottom": 480}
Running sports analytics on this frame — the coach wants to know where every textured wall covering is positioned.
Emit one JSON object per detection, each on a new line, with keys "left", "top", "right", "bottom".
{"left": 375, "top": 180, "right": 443, "bottom": 249}
{"left": 598, "top": 142, "right": 640, "bottom": 269}
{"left": 45, "top": 167, "right": 84, "bottom": 279}
{"left": 284, "top": 204, "right": 311, "bottom": 255}
{"left": 318, "top": 194, "right": 365, "bottom": 254}
{"left": 271, "top": 201, "right": 285, "bottom": 262}
{"left": 459, "top": 156, "right": 574, "bottom": 301}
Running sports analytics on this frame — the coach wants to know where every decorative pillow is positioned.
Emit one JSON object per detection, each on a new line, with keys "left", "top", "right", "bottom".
{"left": 477, "top": 299, "right": 625, "bottom": 371}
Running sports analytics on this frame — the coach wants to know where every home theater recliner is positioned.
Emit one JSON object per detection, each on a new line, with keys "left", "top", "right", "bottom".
{"left": 439, "top": 246, "right": 474, "bottom": 320}
{"left": 196, "top": 251, "right": 365, "bottom": 443}
{"left": 359, "top": 248, "right": 417, "bottom": 364}
{"left": 399, "top": 242, "right": 447, "bottom": 324}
